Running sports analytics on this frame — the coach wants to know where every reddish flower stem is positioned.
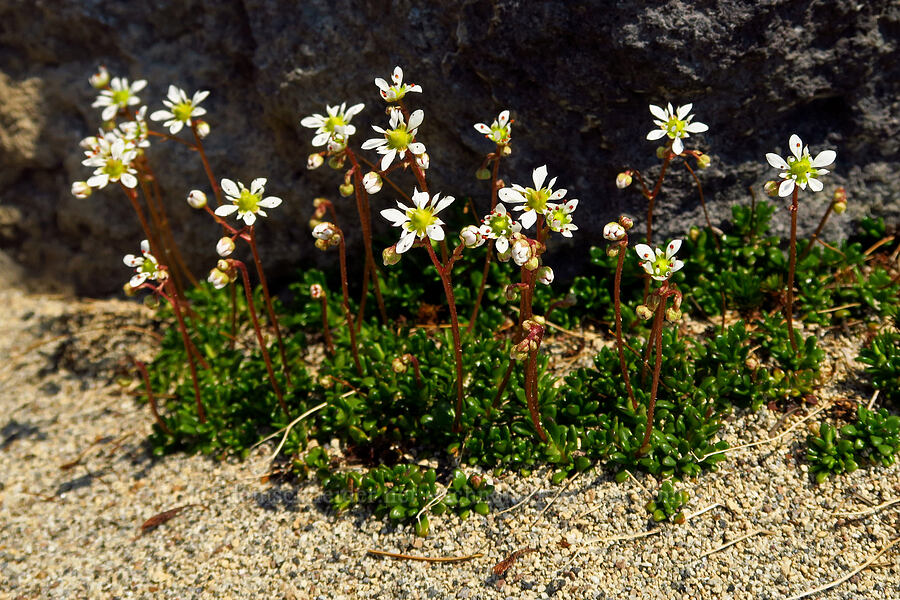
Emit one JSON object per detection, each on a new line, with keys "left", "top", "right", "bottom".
{"left": 247, "top": 227, "right": 293, "bottom": 386}
{"left": 337, "top": 237, "right": 363, "bottom": 375}
{"left": 683, "top": 159, "right": 719, "bottom": 250}
{"left": 786, "top": 188, "right": 799, "bottom": 354}
{"left": 318, "top": 293, "right": 335, "bottom": 356}
{"left": 164, "top": 279, "right": 206, "bottom": 423}
{"left": 614, "top": 237, "right": 637, "bottom": 411}
{"left": 191, "top": 126, "right": 222, "bottom": 207}
{"left": 131, "top": 357, "right": 171, "bottom": 435}
{"left": 345, "top": 149, "right": 387, "bottom": 324}
{"left": 469, "top": 152, "right": 502, "bottom": 332}
{"left": 233, "top": 260, "right": 288, "bottom": 416}
{"left": 638, "top": 293, "right": 667, "bottom": 456}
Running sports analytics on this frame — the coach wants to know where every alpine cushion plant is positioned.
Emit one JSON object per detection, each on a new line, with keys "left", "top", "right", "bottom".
{"left": 765, "top": 134, "right": 836, "bottom": 353}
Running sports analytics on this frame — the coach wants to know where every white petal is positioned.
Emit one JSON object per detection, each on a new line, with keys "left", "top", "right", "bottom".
{"left": 120, "top": 172, "right": 138, "bottom": 188}
{"left": 392, "top": 66, "right": 403, "bottom": 85}
{"left": 521, "top": 210, "right": 537, "bottom": 229}
{"left": 258, "top": 196, "right": 282, "bottom": 208}
{"left": 130, "top": 273, "right": 148, "bottom": 288}
{"left": 676, "top": 103, "right": 692, "bottom": 120}
{"left": 408, "top": 142, "right": 426, "bottom": 154}
{"left": 672, "top": 137, "right": 684, "bottom": 155}
{"left": 434, "top": 194, "right": 455, "bottom": 214}
{"left": 550, "top": 189, "right": 566, "bottom": 201}
{"left": 634, "top": 244, "right": 654, "bottom": 261}
{"left": 407, "top": 109, "right": 424, "bottom": 130}
{"left": 86, "top": 174, "right": 109, "bottom": 188}
{"left": 812, "top": 150, "right": 836, "bottom": 168}
{"left": 498, "top": 110, "right": 509, "bottom": 126}
{"left": 361, "top": 137, "right": 386, "bottom": 150}
{"left": 566, "top": 199, "right": 579, "bottom": 211}
{"left": 250, "top": 178, "right": 267, "bottom": 195}
{"left": 374, "top": 77, "right": 389, "bottom": 91}
{"left": 345, "top": 103, "right": 365, "bottom": 119}
{"left": 685, "top": 121, "right": 708, "bottom": 133}
{"left": 396, "top": 230, "right": 416, "bottom": 254}
{"left": 498, "top": 188, "right": 524, "bottom": 204}
{"left": 407, "top": 84, "right": 422, "bottom": 93}
{"left": 242, "top": 212, "right": 257, "bottom": 226}
{"left": 646, "top": 128, "right": 667, "bottom": 140}
{"left": 381, "top": 208, "right": 408, "bottom": 225}
{"left": 532, "top": 165, "right": 548, "bottom": 189}
{"left": 311, "top": 132, "right": 331, "bottom": 146}
{"left": 474, "top": 123, "right": 491, "bottom": 134}
{"left": 778, "top": 179, "right": 795, "bottom": 197}
{"left": 671, "top": 260, "right": 684, "bottom": 274}
{"left": 380, "top": 149, "right": 396, "bottom": 171}
{"left": 131, "top": 80, "right": 147, "bottom": 92}
{"left": 101, "top": 104, "right": 118, "bottom": 121}
{"left": 168, "top": 120, "right": 184, "bottom": 134}
{"left": 807, "top": 177, "right": 823, "bottom": 192}
{"left": 215, "top": 204, "right": 239, "bottom": 217}
{"left": 220, "top": 178, "right": 240, "bottom": 198}
{"left": 426, "top": 224, "right": 445, "bottom": 241}
{"left": 123, "top": 254, "right": 141, "bottom": 267}
{"left": 150, "top": 109, "right": 173, "bottom": 122}
{"left": 411, "top": 188, "right": 430, "bottom": 209}
{"left": 766, "top": 153, "right": 789, "bottom": 170}
{"left": 193, "top": 90, "right": 210, "bottom": 104}
{"left": 649, "top": 104, "right": 668, "bottom": 121}
{"left": 788, "top": 134, "right": 803, "bottom": 160}
{"left": 300, "top": 115, "right": 323, "bottom": 128}
{"left": 666, "top": 239, "right": 682, "bottom": 258}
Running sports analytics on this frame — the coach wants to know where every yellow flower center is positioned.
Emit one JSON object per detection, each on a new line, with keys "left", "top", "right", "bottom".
{"left": 405, "top": 206, "right": 436, "bottom": 235}
{"left": 173, "top": 102, "right": 194, "bottom": 122}
{"left": 104, "top": 158, "right": 126, "bottom": 179}
{"left": 523, "top": 188, "right": 550, "bottom": 213}
{"left": 236, "top": 189, "right": 260, "bottom": 213}
{"left": 111, "top": 89, "right": 131, "bottom": 106}
{"left": 387, "top": 125, "right": 413, "bottom": 150}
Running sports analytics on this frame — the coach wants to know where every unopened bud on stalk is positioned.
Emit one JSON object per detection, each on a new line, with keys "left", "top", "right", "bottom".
{"left": 764, "top": 180, "right": 779, "bottom": 197}
{"left": 71, "top": 181, "right": 92, "bottom": 199}
{"left": 187, "top": 189, "right": 207, "bottom": 209}
{"left": 415, "top": 152, "right": 430, "bottom": 169}
{"left": 338, "top": 182, "right": 354, "bottom": 197}
{"left": 319, "top": 374, "right": 334, "bottom": 389}
{"left": 391, "top": 357, "right": 407, "bottom": 374}
{"left": 689, "top": 226, "right": 700, "bottom": 242}
{"left": 501, "top": 145, "right": 512, "bottom": 156}
{"left": 362, "top": 172, "right": 382, "bottom": 194}
{"left": 307, "top": 153, "right": 324, "bottom": 170}
{"left": 497, "top": 247, "right": 512, "bottom": 263}
{"left": 309, "top": 283, "right": 325, "bottom": 299}
{"left": 208, "top": 261, "right": 235, "bottom": 290}
{"left": 616, "top": 171, "right": 633, "bottom": 189}
{"left": 383, "top": 245, "right": 401, "bottom": 266}
{"left": 833, "top": 201, "right": 847, "bottom": 214}
{"left": 536, "top": 266, "right": 554, "bottom": 285}
{"left": 194, "top": 120, "right": 210, "bottom": 139}
{"left": 619, "top": 215, "right": 634, "bottom": 230}
{"left": 603, "top": 221, "right": 625, "bottom": 241}
{"left": 216, "top": 236, "right": 235, "bottom": 257}
{"left": 89, "top": 65, "right": 109, "bottom": 89}
{"left": 696, "top": 153, "right": 711, "bottom": 169}
{"left": 636, "top": 304, "right": 653, "bottom": 320}
{"left": 327, "top": 155, "right": 345, "bottom": 170}
{"left": 656, "top": 146, "right": 667, "bottom": 159}
{"left": 123, "top": 281, "right": 136, "bottom": 297}
{"left": 606, "top": 245, "right": 620, "bottom": 258}
{"left": 511, "top": 238, "right": 532, "bottom": 266}
{"left": 833, "top": 187, "right": 846, "bottom": 203}
{"left": 524, "top": 256, "right": 540, "bottom": 271}
{"left": 475, "top": 168, "right": 491, "bottom": 180}
{"left": 666, "top": 307, "right": 682, "bottom": 322}
{"left": 460, "top": 225, "right": 484, "bottom": 248}
{"left": 505, "top": 284, "right": 520, "bottom": 302}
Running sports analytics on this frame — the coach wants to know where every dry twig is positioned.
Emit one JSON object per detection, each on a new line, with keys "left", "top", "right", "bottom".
{"left": 785, "top": 536, "right": 900, "bottom": 600}
{"left": 366, "top": 549, "right": 483, "bottom": 563}
{"left": 697, "top": 529, "right": 774, "bottom": 559}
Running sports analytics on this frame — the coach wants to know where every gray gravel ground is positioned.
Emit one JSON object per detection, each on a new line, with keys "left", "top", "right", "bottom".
{"left": 1, "top": 285, "right": 898, "bottom": 600}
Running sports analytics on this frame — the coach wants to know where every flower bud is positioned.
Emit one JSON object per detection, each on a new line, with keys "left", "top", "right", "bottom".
{"left": 460, "top": 225, "right": 484, "bottom": 248}
{"left": 391, "top": 357, "right": 407, "bottom": 374}
{"left": 327, "top": 135, "right": 347, "bottom": 154}
{"left": 833, "top": 186, "right": 846, "bottom": 203}
{"left": 208, "top": 267, "right": 231, "bottom": 290}
{"left": 187, "top": 189, "right": 207, "bottom": 209}
{"left": 123, "top": 281, "right": 136, "bottom": 297}
{"left": 309, "top": 283, "right": 325, "bottom": 299}
{"left": 383, "top": 245, "right": 401, "bottom": 266}
{"left": 307, "top": 153, "right": 324, "bottom": 170}
{"left": 338, "top": 182, "right": 354, "bottom": 197}
{"left": 475, "top": 168, "right": 491, "bottom": 180}
{"left": 71, "top": 181, "right": 92, "bottom": 199}
{"left": 696, "top": 153, "right": 711, "bottom": 169}
{"left": 89, "top": 65, "right": 110, "bottom": 89}
{"left": 313, "top": 197, "right": 329, "bottom": 208}
{"left": 764, "top": 180, "right": 779, "bottom": 197}
{"left": 314, "top": 239, "right": 329, "bottom": 251}
{"left": 524, "top": 256, "right": 540, "bottom": 271}
{"left": 194, "top": 120, "right": 210, "bottom": 139}
{"left": 603, "top": 221, "right": 625, "bottom": 241}
{"left": 362, "top": 172, "right": 382, "bottom": 194}
{"left": 619, "top": 215, "right": 634, "bottom": 230}
{"left": 606, "top": 245, "right": 620, "bottom": 258}
{"left": 327, "top": 155, "right": 345, "bottom": 170}
{"left": 689, "top": 226, "right": 700, "bottom": 242}
{"left": 511, "top": 238, "right": 532, "bottom": 266}
{"left": 312, "top": 222, "right": 339, "bottom": 242}
{"left": 319, "top": 374, "right": 334, "bottom": 389}
{"left": 745, "top": 357, "right": 759, "bottom": 370}
{"left": 833, "top": 201, "right": 847, "bottom": 214}
{"left": 80, "top": 136, "right": 100, "bottom": 152}
{"left": 636, "top": 304, "right": 653, "bottom": 320}
{"left": 415, "top": 152, "right": 430, "bottom": 170}
{"left": 500, "top": 145, "right": 512, "bottom": 156}
{"left": 615, "top": 171, "right": 633, "bottom": 189}
{"left": 536, "top": 266, "right": 554, "bottom": 285}
{"left": 666, "top": 307, "right": 682, "bottom": 322}
{"left": 497, "top": 247, "right": 512, "bottom": 263}
{"left": 505, "top": 284, "right": 520, "bottom": 302}
{"left": 656, "top": 146, "right": 667, "bottom": 159}
{"left": 216, "top": 236, "right": 235, "bottom": 257}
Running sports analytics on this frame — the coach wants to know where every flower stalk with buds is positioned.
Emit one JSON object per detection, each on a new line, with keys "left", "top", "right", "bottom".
{"left": 605, "top": 217, "right": 637, "bottom": 410}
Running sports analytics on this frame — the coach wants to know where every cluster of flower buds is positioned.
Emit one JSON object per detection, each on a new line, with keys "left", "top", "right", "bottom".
{"left": 308, "top": 197, "right": 333, "bottom": 229}
{"left": 511, "top": 317, "right": 546, "bottom": 361}
{"left": 832, "top": 187, "right": 847, "bottom": 214}
{"left": 312, "top": 222, "right": 342, "bottom": 250}
{"left": 603, "top": 215, "right": 634, "bottom": 256}
{"left": 504, "top": 234, "right": 544, "bottom": 271}
{"left": 207, "top": 259, "right": 236, "bottom": 290}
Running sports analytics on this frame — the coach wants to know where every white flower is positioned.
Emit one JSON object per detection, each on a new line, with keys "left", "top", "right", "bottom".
{"left": 765, "top": 134, "right": 836, "bottom": 197}
{"left": 546, "top": 199, "right": 578, "bottom": 237}
{"left": 497, "top": 165, "right": 567, "bottom": 229}
{"left": 634, "top": 239, "right": 684, "bottom": 281}
{"left": 374, "top": 66, "right": 422, "bottom": 102}
{"left": 361, "top": 109, "right": 426, "bottom": 171}
{"left": 300, "top": 102, "right": 365, "bottom": 147}
{"left": 646, "top": 103, "right": 708, "bottom": 156}
{"left": 71, "top": 181, "right": 91, "bottom": 199}
{"left": 92, "top": 77, "right": 147, "bottom": 121}
{"left": 123, "top": 240, "right": 165, "bottom": 288}
{"left": 362, "top": 171, "right": 383, "bottom": 194}
{"left": 149, "top": 85, "right": 210, "bottom": 135}
{"left": 511, "top": 237, "right": 533, "bottom": 266}
{"left": 89, "top": 65, "right": 110, "bottom": 89}
{"left": 380, "top": 188, "right": 454, "bottom": 254}
{"left": 460, "top": 224, "right": 485, "bottom": 248}
{"left": 82, "top": 136, "right": 139, "bottom": 189}
{"left": 474, "top": 110, "right": 512, "bottom": 145}
{"left": 312, "top": 222, "right": 339, "bottom": 242}
{"left": 187, "top": 190, "right": 207, "bottom": 209}
{"left": 118, "top": 106, "right": 150, "bottom": 148}
{"left": 214, "top": 178, "right": 282, "bottom": 226}
{"left": 216, "top": 237, "right": 235, "bottom": 257}
{"left": 536, "top": 266, "right": 554, "bottom": 285}
{"left": 478, "top": 203, "right": 521, "bottom": 253}
{"left": 603, "top": 222, "right": 626, "bottom": 241}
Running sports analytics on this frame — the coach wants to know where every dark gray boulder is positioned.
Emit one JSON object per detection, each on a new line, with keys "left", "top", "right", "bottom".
{"left": 0, "top": 0, "right": 896, "bottom": 294}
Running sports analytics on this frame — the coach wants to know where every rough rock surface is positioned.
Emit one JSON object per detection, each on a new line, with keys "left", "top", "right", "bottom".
{"left": 1, "top": 0, "right": 897, "bottom": 294}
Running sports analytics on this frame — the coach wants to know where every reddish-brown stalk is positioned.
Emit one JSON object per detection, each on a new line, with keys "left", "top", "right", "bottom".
{"left": 424, "top": 241, "right": 465, "bottom": 433}
{"left": 469, "top": 150, "right": 502, "bottom": 332}
{"left": 799, "top": 191, "right": 840, "bottom": 262}
{"left": 638, "top": 290, "right": 667, "bottom": 456}
{"left": 131, "top": 357, "right": 171, "bottom": 435}
{"left": 318, "top": 292, "right": 335, "bottom": 356}
{"left": 786, "top": 187, "right": 799, "bottom": 353}
{"left": 191, "top": 126, "right": 222, "bottom": 207}
{"left": 247, "top": 227, "right": 293, "bottom": 386}
{"left": 155, "top": 278, "right": 206, "bottom": 423}
{"left": 683, "top": 159, "right": 719, "bottom": 250}
{"left": 613, "top": 237, "right": 637, "bottom": 411}
{"left": 232, "top": 259, "right": 288, "bottom": 416}
{"left": 336, "top": 235, "right": 364, "bottom": 375}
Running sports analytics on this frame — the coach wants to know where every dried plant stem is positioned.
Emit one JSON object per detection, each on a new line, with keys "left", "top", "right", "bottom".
{"left": 247, "top": 227, "right": 293, "bottom": 386}
{"left": 786, "top": 188, "right": 799, "bottom": 353}
{"left": 163, "top": 280, "right": 206, "bottom": 423}
{"left": 425, "top": 242, "right": 465, "bottom": 433}
{"left": 614, "top": 239, "right": 636, "bottom": 411}
{"left": 233, "top": 260, "right": 288, "bottom": 416}
{"left": 131, "top": 357, "right": 171, "bottom": 434}
{"left": 366, "top": 549, "right": 483, "bottom": 563}
{"left": 337, "top": 237, "right": 363, "bottom": 375}
{"left": 644, "top": 150, "right": 672, "bottom": 246}
{"left": 785, "top": 536, "right": 900, "bottom": 600}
